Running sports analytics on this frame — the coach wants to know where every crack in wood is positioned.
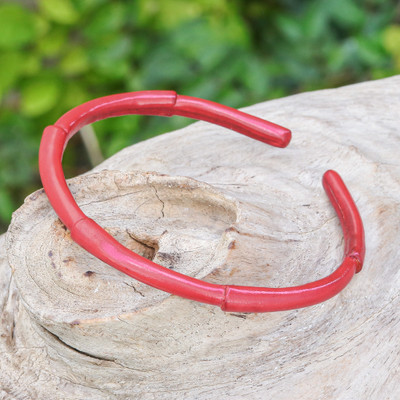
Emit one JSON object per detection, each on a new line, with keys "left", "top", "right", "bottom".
{"left": 148, "top": 179, "right": 165, "bottom": 218}
{"left": 40, "top": 325, "right": 114, "bottom": 362}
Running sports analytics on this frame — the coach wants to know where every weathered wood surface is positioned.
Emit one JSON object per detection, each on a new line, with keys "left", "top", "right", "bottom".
{"left": 1, "top": 76, "right": 400, "bottom": 399}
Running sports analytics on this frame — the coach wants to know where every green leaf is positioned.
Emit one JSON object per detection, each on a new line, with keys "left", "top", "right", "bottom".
{"left": 37, "top": 27, "right": 68, "bottom": 57}
{"left": 88, "top": 35, "right": 132, "bottom": 79}
{"left": 185, "top": 77, "right": 220, "bottom": 100}
{"left": 136, "top": 0, "right": 232, "bottom": 30}
{"left": 71, "top": 0, "right": 106, "bottom": 13}
{"left": 242, "top": 57, "right": 271, "bottom": 97}
{"left": 0, "top": 52, "right": 25, "bottom": 100}
{"left": 209, "top": 13, "right": 250, "bottom": 48}
{"left": 141, "top": 46, "right": 194, "bottom": 88}
{"left": 39, "top": 0, "right": 79, "bottom": 25}
{"left": 275, "top": 14, "right": 304, "bottom": 42}
{"left": 302, "top": 3, "right": 328, "bottom": 40}
{"left": 20, "top": 76, "right": 62, "bottom": 117}
{"left": 0, "top": 190, "right": 14, "bottom": 223}
{"left": 0, "top": 4, "right": 37, "bottom": 49}
{"left": 84, "top": 2, "right": 126, "bottom": 39}
{"left": 327, "top": 45, "right": 348, "bottom": 72}
{"left": 328, "top": 0, "right": 365, "bottom": 29}
{"left": 60, "top": 47, "right": 89, "bottom": 76}
{"left": 383, "top": 25, "right": 400, "bottom": 56}
{"left": 136, "top": 0, "right": 200, "bottom": 29}
{"left": 62, "top": 81, "right": 91, "bottom": 109}
{"left": 95, "top": 59, "right": 130, "bottom": 80}
{"left": 356, "top": 36, "right": 386, "bottom": 66}
{"left": 22, "top": 53, "right": 42, "bottom": 77}
{"left": 33, "top": 14, "right": 50, "bottom": 38}
{"left": 170, "top": 19, "right": 244, "bottom": 70}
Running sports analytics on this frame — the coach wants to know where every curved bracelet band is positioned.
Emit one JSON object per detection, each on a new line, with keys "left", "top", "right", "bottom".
{"left": 39, "top": 90, "right": 365, "bottom": 312}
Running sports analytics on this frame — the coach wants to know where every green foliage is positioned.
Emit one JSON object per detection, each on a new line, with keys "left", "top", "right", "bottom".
{"left": 383, "top": 24, "right": 400, "bottom": 72}
{"left": 21, "top": 75, "right": 62, "bottom": 116}
{"left": 0, "top": 0, "right": 399, "bottom": 232}
{"left": 39, "top": 0, "right": 79, "bottom": 25}
{"left": 0, "top": 4, "right": 38, "bottom": 49}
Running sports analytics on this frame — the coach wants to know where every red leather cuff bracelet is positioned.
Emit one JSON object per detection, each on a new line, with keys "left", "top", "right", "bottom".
{"left": 39, "top": 91, "right": 365, "bottom": 312}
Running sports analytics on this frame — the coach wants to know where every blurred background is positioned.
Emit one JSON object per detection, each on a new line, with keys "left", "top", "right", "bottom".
{"left": 0, "top": 0, "right": 399, "bottom": 233}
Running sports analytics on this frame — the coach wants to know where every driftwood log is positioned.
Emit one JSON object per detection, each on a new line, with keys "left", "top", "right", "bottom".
{"left": 1, "top": 76, "right": 400, "bottom": 399}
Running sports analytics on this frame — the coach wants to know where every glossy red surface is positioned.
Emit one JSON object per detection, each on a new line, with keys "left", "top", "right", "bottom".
{"left": 39, "top": 91, "right": 365, "bottom": 312}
